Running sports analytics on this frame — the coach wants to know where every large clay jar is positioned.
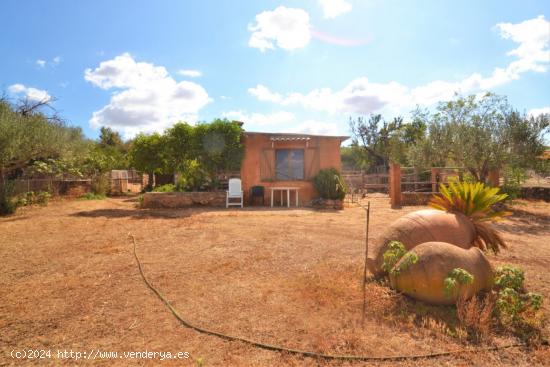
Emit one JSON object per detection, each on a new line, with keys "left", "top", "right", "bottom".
{"left": 389, "top": 242, "right": 494, "bottom": 305}
{"left": 367, "top": 209, "right": 476, "bottom": 276}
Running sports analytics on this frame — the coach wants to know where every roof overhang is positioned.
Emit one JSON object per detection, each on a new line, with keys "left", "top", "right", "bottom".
{"left": 244, "top": 131, "right": 349, "bottom": 142}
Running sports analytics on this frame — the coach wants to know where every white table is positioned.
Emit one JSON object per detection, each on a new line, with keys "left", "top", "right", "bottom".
{"left": 269, "top": 187, "right": 299, "bottom": 207}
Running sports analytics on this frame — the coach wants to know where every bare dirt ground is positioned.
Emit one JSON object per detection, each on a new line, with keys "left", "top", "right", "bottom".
{"left": 1, "top": 196, "right": 549, "bottom": 366}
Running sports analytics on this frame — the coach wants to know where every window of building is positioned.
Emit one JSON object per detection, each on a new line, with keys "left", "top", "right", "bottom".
{"left": 275, "top": 149, "right": 304, "bottom": 180}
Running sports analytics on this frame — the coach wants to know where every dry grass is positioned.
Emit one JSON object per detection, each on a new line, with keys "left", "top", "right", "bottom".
{"left": 0, "top": 196, "right": 549, "bottom": 366}
{"left": 456, "top": 293, "right": 496, "bottom": 344}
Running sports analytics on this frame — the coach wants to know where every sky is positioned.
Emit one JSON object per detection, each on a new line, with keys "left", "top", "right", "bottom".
{"left": 1, "top": 0, "right": 549, "bottom": 140}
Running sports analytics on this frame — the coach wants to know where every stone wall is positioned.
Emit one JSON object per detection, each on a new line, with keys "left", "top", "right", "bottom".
{"left": 520, "top": 187, "right": 550, "bottom": 202}
{"left": 142, "top": 192, "right": 226, "bottom": 208}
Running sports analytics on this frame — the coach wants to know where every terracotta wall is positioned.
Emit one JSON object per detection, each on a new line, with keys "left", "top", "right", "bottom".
{"left": 240, "top": 134, "right": 344, "bottom": 205}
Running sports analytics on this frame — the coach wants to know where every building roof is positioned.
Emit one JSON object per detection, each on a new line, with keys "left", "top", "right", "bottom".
{"left": 244, "top": 131, "right": 349, "bottom": 142}
{"left": 537, "top": 150, "right": 550, "bottom": 160}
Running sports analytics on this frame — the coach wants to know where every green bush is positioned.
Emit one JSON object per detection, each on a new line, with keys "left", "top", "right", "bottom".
{"left": 391, "top": 251, "right": 419, "bottom": 276}
{"left": 494, "top": 265, "right": 524, "bottom": 291}
{"left": 493, "top": 264, "right": 545, "bottom": 339}
{"left": 91, "top": 174, "right": 110, "bottom": 196}
{"left": 36, "top": 191, "right": 51, "bottom": 205}
{"left": 153, "top": 184, "right": 176, "bottom": 192}
{"left": 382, "top": 240, "right": 407, "bottom": 273}
{"left": 312, "top": 168, "right": 347, "bottom": 200}
{"left": 0, "top": 181, "right": 18, "bottom": 215}
{"left": 443, "top": 268, "right": 474, "bottom": 297}
{"left": 18, "top": 191, "right": 51, "bottom": 206}
{"left": 176, "top": 160, "right": 209, "bottom": 191}
{"left": 500, "top": 183, "right": 521, "bottom": 200}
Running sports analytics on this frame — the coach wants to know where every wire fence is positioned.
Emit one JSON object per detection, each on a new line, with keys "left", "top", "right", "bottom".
{"left": 10, "top": 178, "right": 92, "bottom": 197}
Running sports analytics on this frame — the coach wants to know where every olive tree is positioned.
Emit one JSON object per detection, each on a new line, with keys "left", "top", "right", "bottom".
{"left": 0, "top": 98, "right": 86, "bottom": 179}
{"left": 409, "top": 93, "right": 549, "bottom": 182}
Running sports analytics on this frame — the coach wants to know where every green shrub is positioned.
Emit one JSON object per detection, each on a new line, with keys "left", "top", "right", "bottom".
{"left": 153, "top": 184, "right": 176, "bottom": 192}
{"left": 526, "top": 292, "right": 543, "bottom": 311}
{"left": 91, "top": 174, "right": 110, "bottom": 196}
{"left": 26, "top": 191, "right": 36, "bottom": 204}
{"left": 391, "top": 251, "right": 419, "bottom": 276}
{"left": 176, "top": 160, "right": 209, "bottom": 191}
{"left": 312, "top": 168, "right": 347, "bottom": 200}
{"left": 496, "top": 287, "right": 524, "bottom": 322}
{"left": 36, "top": 191, "right": 51, "bottom": 205}
{"left": 444, "top": 268, "right": 474, "bottom": 297}
{"left": 492, "top": 264, "right": 545, "bottom": 342}
{"left": 382, "top": 240, "right": 407, "bottom": 273}
{"left": 0, "top": 181, "right": 18, "bottom": 215}
{"left": 501, "top": 167, "right": 527, "bottom": 200}
{"left": 18, "top": 191, "right": 51, "bottom": 206}
{"left": 494, "top": 265, "right": 524, "bottom": 291}
{"left": 500, "top": 182, "right": 521, "bottom": 200}
{"left": 79, "top": 192, "right": 106, "bottom": 200}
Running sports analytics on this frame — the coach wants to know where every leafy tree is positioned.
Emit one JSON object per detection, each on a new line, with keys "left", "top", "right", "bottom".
{"left": 128, "top": 133, "right": 167, "bottom": 188}
{"left": 340, "top": 144, "right": 371, "bottom": 171}
{"left": 194, "top": 119, "right": 244, "bottom": 178}
{"left": 350, "top": 114, "right": 426, "bottom": 170}
{"left": 164, "top": 122, "right": 196, "bottom": 173}
{"left": 163, "top": 119, "right": 244, "bottom": 190}
{"left": 99, "top": 126, "right": 124, "bottom": 149}
{"left": 0, "top": 98, "right": 86, "bottom": 179}
{"left": 411, "top": 93, "right": 549, "bottom": 182}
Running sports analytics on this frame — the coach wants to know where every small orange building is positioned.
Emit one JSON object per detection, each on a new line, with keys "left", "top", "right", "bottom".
{"left": 240, "top": 132, "right": 349, "bottom": 205}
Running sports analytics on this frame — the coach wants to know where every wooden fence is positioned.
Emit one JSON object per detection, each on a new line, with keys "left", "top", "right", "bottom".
{"left": 344, "top": 165, "right": 501, "bottom": 207}
{"left": 389, "top": 164, "right": 500, "bottom": 208}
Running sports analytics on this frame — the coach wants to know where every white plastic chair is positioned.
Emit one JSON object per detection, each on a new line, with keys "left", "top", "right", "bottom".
{"left": 226, "top": 178, "right": 243, "bottom": 208}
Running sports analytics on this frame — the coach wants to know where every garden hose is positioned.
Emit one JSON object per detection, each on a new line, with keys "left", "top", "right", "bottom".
{"left": 129, "top": 233, "right": 527, "bottom": 362}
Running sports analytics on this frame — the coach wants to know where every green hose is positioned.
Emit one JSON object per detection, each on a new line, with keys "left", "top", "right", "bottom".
{"left": 129, "top": 233, "right": 525, "bottom": 362}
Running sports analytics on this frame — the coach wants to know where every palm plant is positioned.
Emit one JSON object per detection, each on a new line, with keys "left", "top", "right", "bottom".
{"left": 429, "top": 181, "right": 511, "bottom": 253}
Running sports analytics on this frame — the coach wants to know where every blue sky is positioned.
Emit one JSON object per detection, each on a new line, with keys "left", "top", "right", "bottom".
{"left": 1, "top": 0, "right": 549, "bottom": 139}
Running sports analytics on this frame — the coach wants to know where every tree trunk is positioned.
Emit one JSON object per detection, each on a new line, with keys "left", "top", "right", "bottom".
{"left": 146, "top": 172, "right": 154, "bottom": 191}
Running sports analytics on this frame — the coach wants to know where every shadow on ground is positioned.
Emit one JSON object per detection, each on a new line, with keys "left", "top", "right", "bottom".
{"left": 72, "top": 208, "right": 197, "bottom": 219}
{"left": 496, "top": 206, "right": 550, "bottom": 236}
{"left": 70, "top": 206, "right": 334, "bottom": 219}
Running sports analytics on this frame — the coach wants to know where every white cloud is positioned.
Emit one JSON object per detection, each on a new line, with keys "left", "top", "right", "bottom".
{"left": 36, "top": 56, "right": 62, "bottom": 68}
{"left": 8, "top": 83, "right": 51, "bottom": 102}
{"left": 178, "top": 69, "right": 202, "bottom": 78}
{"left": 85, "top": 53, "right": 211, "bottom": 138}
{"left": 247, "top": 79, "right": 409, "bottom": 115}
{"left": 248, "top": 84, "right": 283, "bottom": 102}
{"left": 496, "top": 16, "right": 549, "bottom": 73}
{"left": 8, "top": 84, "right": 26, "bottom": 94}
{"left": 222, "top": 110, "right": 341, "bottom": 136}
{"left": 284, "top": 120, "right": 341, "bottom": 135}
{"left": 248, "top": 6, "right": 311, "bottom": 51}
{"left": 528, "top": 107, "right": 550, "bottom": 117}
{"left": 222, "top": 110, "right": 295, "bottom": 126}
{"left": 318, "top": 0, "right": 352, "bottom": 19}
{"left": 249, "top": 16, "right": 550, "bottom": 115}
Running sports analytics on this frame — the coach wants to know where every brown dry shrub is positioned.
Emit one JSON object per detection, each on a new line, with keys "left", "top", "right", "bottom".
{"left": 456, "top": 292, "right": 496, "bottom": 344}
{"left": 362, "top": 281, "right": 403, "bottom": 320}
